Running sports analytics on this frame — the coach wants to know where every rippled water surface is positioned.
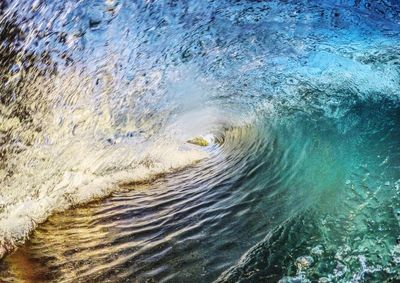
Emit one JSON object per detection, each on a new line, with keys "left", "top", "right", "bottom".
{"left": 1, "top": 0, "right": 400, "bottom": 282}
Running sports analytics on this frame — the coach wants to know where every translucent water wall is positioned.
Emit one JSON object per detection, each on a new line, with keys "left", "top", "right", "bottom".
{"left": 0, "top": 0, "right": 400, "bottom": 282}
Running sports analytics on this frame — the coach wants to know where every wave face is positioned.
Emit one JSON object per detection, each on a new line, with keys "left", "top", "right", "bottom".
{"left": 1, "top": 0, "right": 400, "bottom": 282}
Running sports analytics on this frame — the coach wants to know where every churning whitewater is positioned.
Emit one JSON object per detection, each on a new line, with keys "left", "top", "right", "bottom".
{"left": 1, "top": 0, "right": 400, "bottom": 282}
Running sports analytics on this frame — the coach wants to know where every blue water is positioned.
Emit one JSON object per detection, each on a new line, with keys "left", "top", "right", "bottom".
{"left": 0, "top": 0, "right": 400, "bottom": 282}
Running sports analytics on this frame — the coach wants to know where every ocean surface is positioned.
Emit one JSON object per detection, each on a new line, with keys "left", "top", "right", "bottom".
{"left": 0, "top": 0, "right": 400, "bottom": 282}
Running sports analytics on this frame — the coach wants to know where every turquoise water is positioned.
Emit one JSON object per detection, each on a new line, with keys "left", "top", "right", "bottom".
{"left": 0, "top": 0, "right": 400, "bottom": 282}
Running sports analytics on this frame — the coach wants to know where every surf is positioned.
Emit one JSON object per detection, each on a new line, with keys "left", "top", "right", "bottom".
{"left": 1, "top": 0, "right": 400, "bottom": 282}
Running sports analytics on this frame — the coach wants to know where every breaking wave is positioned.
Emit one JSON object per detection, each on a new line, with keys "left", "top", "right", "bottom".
{"left": 1, "top": 0, "right": 400, "bottom": 282}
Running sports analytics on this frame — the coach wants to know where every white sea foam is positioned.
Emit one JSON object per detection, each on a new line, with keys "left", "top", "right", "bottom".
{"left": 0, "top": 63, "right": 219, "bottom": 258}
{"left": 0, "top": 137, "right": 207, "bottom": 258}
